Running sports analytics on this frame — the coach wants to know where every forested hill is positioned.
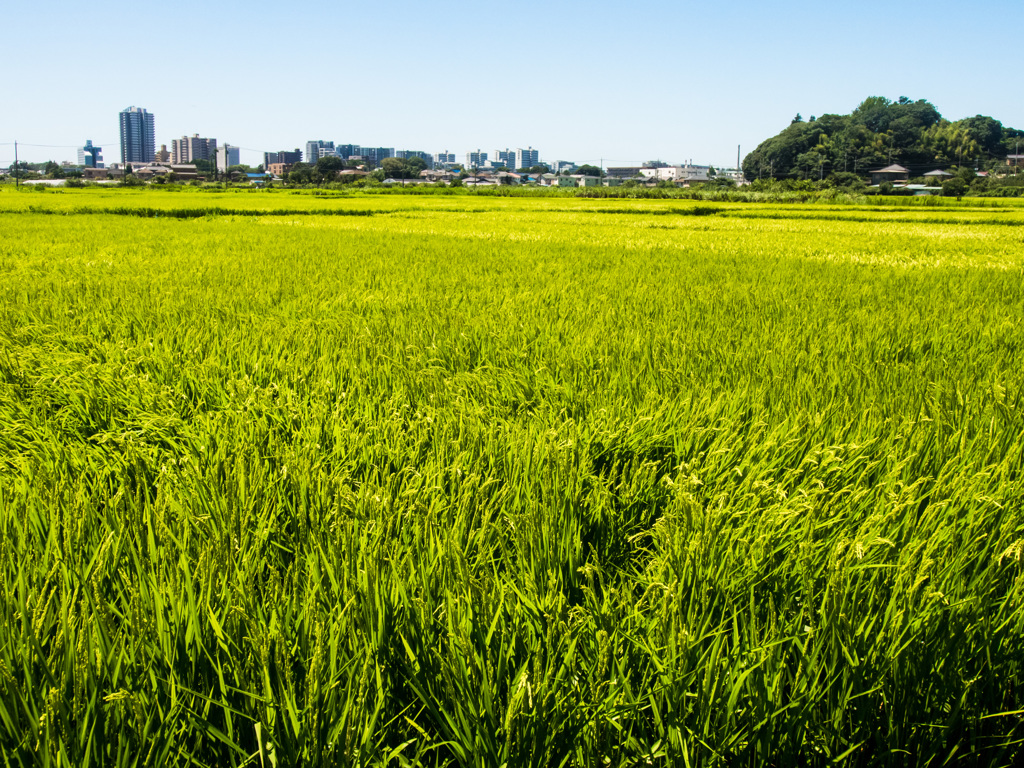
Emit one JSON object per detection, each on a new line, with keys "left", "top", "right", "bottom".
{"left": 742, "top": 97, "right": 1023, "bottom": 181}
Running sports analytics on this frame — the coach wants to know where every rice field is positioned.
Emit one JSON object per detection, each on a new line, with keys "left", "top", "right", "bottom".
{"left": 1, "top": 186, "right": 1022, "bottom": 766}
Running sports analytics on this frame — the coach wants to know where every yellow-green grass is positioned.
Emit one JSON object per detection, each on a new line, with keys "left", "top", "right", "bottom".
{"left": 0, "top": 189, "right": 1022, "bottom": 766}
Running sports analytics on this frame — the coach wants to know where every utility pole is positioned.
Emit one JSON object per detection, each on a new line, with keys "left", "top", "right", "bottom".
{"left": 14, "top": 141, "right": 18, "bottom": 189}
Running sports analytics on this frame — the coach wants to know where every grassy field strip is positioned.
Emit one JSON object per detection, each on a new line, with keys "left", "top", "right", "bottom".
{"left": 3, "top": 186, "right": 1024, "bottom": 219}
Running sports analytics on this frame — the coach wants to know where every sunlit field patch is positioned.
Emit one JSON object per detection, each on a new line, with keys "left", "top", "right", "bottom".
{"left": 1, "top": 187, "right": 1022, "bottom": 766}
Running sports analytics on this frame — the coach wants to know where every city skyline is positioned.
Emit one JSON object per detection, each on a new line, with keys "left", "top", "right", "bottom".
{"left": 3, "top": 1, "right": 1022, "bottom": 169}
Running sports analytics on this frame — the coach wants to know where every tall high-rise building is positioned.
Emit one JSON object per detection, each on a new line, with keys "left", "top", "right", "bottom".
{"left": 435, "top": 150, "right": 456, "bottom": 166}
{"left": 466, "top": 149, "right": 487, "bottom": 168}
{"left": 77, "top": 140, "right": 103, "bottom": 168}
{"left": 515, "top": 146, "right": 539, "bottom": 169}
{"left": 172, "top": 135, "right": 217, "bottom": 164}
{"left": 119, "top": 106, "right": 155, "bottom": 164}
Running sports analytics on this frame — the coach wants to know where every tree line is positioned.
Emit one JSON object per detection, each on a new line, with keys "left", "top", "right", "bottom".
{"left": 743, "top": 96, "right": 1023, "bottom": 182}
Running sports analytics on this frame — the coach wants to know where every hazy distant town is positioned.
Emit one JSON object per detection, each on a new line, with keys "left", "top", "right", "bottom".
{"left": 3, "top": 105, "right": 746, "bottom": 188}
{"left": 8, "top": 99, "right": 1021, "bottom": 198}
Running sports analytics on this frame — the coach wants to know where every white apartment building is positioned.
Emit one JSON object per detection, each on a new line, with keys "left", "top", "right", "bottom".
{"left": 639, "top": 163, "right": 710, "bottom": 182}
{"left": 217, "top": 144, "right": 240, "bottom": 171}
{"left": 172, "top": 135, "right": 217, "bottom": 164}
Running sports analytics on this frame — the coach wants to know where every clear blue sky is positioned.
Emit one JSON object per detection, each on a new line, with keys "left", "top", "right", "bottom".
{"left": 2, "top": 0, "right": 1021, "bottom": 168}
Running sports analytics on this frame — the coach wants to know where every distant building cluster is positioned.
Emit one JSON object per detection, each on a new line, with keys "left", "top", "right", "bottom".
{"left": 604, "top": 161, "right": 745, "bottom": 184}
{"left": 53, "top": 105, "right": 731, "bottom": 186}
{"left": 103, "top": 108, "right": 555, "bottom": 176}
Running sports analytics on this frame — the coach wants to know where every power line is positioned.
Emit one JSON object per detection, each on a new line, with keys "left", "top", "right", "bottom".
{"left": 0, "top": 141, "right": 117, "bottom": 149}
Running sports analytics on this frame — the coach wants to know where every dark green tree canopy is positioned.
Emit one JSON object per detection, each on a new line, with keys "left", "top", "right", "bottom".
{"left": 380, "top": 157, "right": 428, "bottom": 179}
{"left": 743, "top": 97, "right": 1020, "bottom": 181}
{"left": 287, "top": 162, "right": 314, "bottom": 185}
{"left": 315, "top": 156, "right": 345, "bottom": 173}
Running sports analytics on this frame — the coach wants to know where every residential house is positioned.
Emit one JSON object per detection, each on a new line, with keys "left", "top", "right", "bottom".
{"left": 870, "top": 164, "right": 910, "bottom": 185}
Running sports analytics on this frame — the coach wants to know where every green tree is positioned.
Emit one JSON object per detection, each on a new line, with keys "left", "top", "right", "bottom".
{"left": 315, "top": 156, "right": 344, "bottom": 183}
{"left": 380, "top": 157, "right": 408, "bottom": 179}
{"left": 577, "top": 164, "right": 603, "bottom": 177}
{"left": 405, "top": 157, "right": 428, "bottom": 175}
{"left": 826, "top": 171, "right": 865, "bottom": 191}
{"left": 955, "top": 166, "right": 977, "bottom": 187}
{"left": 8, "top": 161, "right": 29, "bottom": 179}
{"left": 288, "top": 163, "right": 314, "bottom": 185}
{"left": 959, "top": 115, "right": 1004, "bottom": 157}
{"left": 705, "top": 177, "right": 736, "bottom": 189}
{"left": 942, "top": 177, "right": 967, "bottom": 199}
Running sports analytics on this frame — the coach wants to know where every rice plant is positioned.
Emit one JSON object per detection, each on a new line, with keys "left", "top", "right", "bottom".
{"left": 0, "top": 188, "right": 1022, "bottom": 766}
